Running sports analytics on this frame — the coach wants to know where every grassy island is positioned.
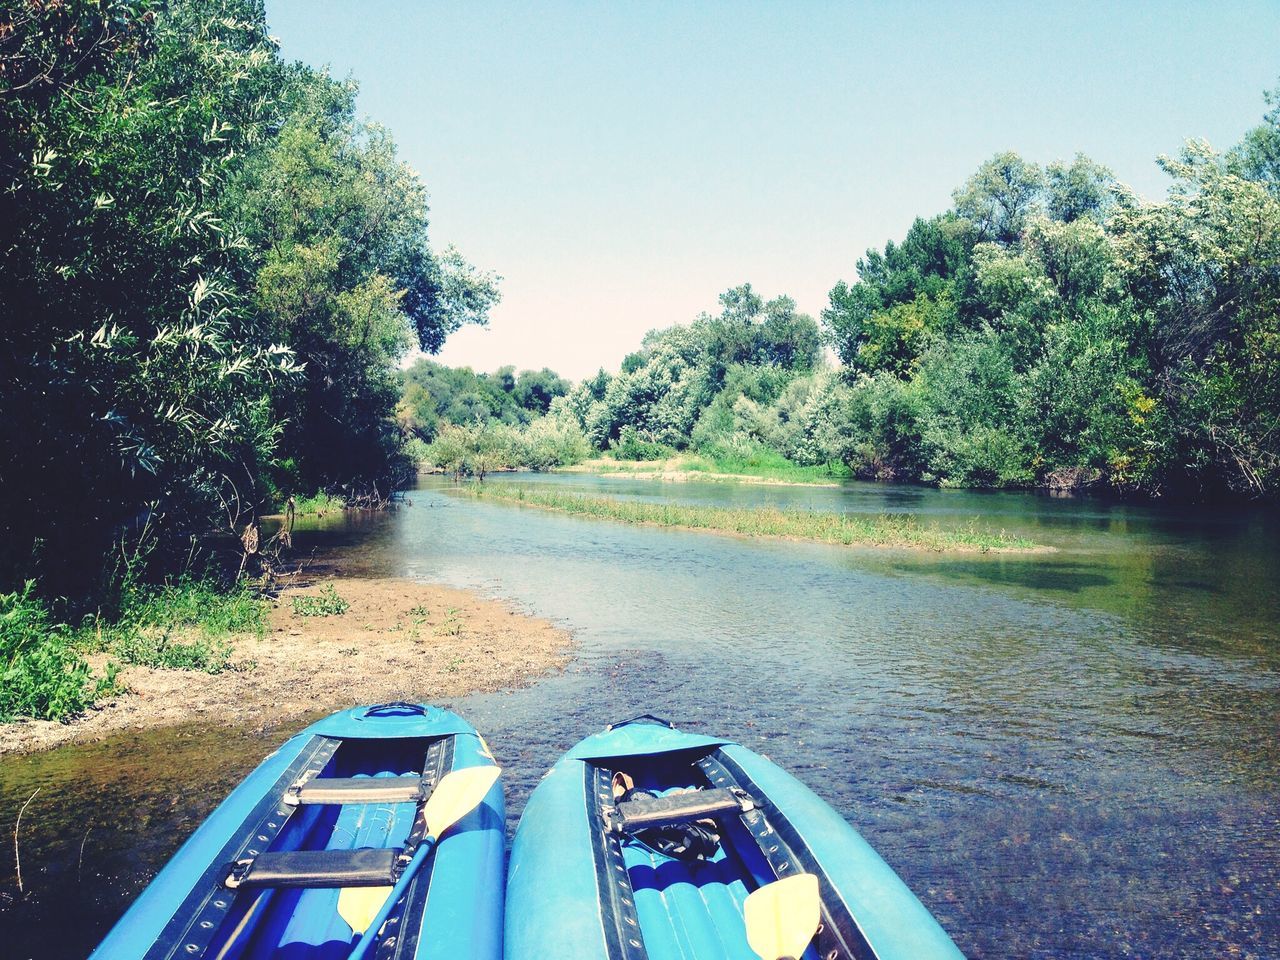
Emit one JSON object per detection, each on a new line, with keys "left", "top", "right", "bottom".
{"left": 463, "top": 483, "right": 1041, "bottom": 553}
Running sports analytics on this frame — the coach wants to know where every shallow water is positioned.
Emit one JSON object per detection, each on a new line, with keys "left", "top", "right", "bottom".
{"left": 2, "top": 474, "right": 1277, "bottom": 959}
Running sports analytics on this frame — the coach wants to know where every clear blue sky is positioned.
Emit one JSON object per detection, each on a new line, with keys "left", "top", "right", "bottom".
{"left": 265, "top": 1, "right": 1280, "bottom": 381}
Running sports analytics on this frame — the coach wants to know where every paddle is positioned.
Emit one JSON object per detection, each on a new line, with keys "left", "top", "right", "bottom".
{"left": 744, "top": 873, "right": 821, "bottom": 960}
{"left": 340, "top": 764, "right": 500, "bottom": 960}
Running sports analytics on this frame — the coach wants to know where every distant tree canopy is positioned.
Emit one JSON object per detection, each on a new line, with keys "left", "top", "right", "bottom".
{"left": 556, "top": 284, "right": 822, "bottom": 451}
{"left": 0, "top": 0, "right": 498, "bottom": 597}
{"left": 819, "top": 91, "right": 1280, "bottom": 498}
{"left": 550, "top": 84, "right": 1279, "bottom": 500}
{"left": 397, "top": 361, "right": 569, "bottom": 440}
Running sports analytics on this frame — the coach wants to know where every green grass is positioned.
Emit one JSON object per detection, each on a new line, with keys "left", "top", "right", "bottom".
{"left": 290, "top": 584, "right": 350, "bottom": 617}
{"left": 1, "top": 577, "right": 268, "bottom": 722}
{"left": 684, "top": 450, "right": 854, "bottom": 484}
{"left": 100, "top": 578, "right": 266, "bottom": 674}
{"left": 465, "top": 483, "right": 1040, "bottom": 552}
{"left": 577, "top": 450, "right": 853, "bottom": 485}
{"left": 1, "top": 582, "right": 118, "bottom": 722}
{"left": 285, "top": 491, "right": 347, "bottom": 516}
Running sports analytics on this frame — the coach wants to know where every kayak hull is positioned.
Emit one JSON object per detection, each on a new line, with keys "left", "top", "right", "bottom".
{"left": 91, "top": 703, "right": 504, "bottom": 960}
{"left": 506, "top": 718, "right": 964, "bottom": 960}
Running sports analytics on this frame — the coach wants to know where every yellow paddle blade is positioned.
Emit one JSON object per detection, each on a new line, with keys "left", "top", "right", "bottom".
{"left": 423, "top": 765, "right": 501, "bottom": 840}
{"left": 744, "top": 873, "right": 820, "bottom": 960}
{"left": 337, "top": 885, "right": 392, "bottom": 935}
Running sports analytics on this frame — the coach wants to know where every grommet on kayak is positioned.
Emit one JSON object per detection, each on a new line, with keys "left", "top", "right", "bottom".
{"left": 505, "top": 715, "right": 965, "bottom": 960}
{"left": 90, "top": 702, "right": 504, "bottom": 960}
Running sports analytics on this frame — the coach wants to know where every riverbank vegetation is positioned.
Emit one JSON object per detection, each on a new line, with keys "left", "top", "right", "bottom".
{"left": 3, "top": 577, "right": 572, "bottom": 754}
{"left": 1, "top": 0, "right": 500, "bottom": 720}
{"left": 463, "top": 484, "right": 1038, "bottom": 553}
{"left": 441, "top": 83, "right": 1277, "bottom": 501}
{"left": 1, "top": 575, "right": 266, "bottom": 722}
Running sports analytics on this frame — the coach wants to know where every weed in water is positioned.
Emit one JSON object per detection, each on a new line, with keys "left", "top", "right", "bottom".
{"left": 291, "top": 584, "right": 351, "bottom": 618}
{"left": 465, "top": 483, "right": 1039, "bottom": 552}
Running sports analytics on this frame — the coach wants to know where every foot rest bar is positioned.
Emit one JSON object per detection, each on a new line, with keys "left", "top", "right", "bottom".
{"left": 225, "top": 847, "right": 402, "bottom": 890}
{"left": 611, "top": 787, "right": 752, "bottom": 833}
{"left": 285, "top": 776, "right": 427, "bottom": 807}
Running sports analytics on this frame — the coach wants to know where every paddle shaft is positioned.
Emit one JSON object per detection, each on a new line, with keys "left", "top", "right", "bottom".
{"left": 345, "top": 834, "right": 437, "bottom": 960}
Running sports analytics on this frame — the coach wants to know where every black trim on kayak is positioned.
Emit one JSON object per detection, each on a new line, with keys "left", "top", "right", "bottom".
{"left": 698, "top": 751, "right": 881, "bottom": 960}
{"left": 606, "top": 714, "right": 673, "bottom": 731}
{"left": 144, "top": 734, "right": 341, "bottom": 960}
{"left": 376, "top": 734, "right": 454, "bottom": 960}
{"left": 586, "top": 763, "right": 650, "bottom": 960}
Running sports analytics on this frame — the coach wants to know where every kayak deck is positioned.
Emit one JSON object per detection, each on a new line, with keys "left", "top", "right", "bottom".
{"left": 225, "top": 736, "right": 439, "bottom": 959}
{"left": 93, "top": 703, "right": 504, "bottom": 960}
{"left": 589, "top": 749, "right": 815, "bottom": 960}
{"left": 619, "top": 770, "right": 775, "bottom": 960}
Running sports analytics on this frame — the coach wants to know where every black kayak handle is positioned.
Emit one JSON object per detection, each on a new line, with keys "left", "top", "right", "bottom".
{"left": 607, "top": 713, "right": 674, "bottom": 730}
{"left": 364, "top": 701, "right": 431, "bottom": 717}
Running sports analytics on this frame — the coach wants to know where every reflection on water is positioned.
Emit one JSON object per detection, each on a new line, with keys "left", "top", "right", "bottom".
{"left": 2, "top": 475, "right": 1277, "bottom": 959}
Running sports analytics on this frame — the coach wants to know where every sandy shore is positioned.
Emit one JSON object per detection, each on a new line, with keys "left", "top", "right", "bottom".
{"left": 0, "top": 577, "right": 572, "bottom": 756}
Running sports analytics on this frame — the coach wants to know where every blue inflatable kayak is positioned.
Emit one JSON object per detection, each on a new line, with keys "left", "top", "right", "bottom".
{"left": 91, "top": 702, "right": 504, "bottom": 960}
{"left": 506, "top": 715, "right": 964, "bottom": 960}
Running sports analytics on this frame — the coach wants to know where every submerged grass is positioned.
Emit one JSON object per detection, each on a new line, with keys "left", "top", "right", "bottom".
{"left": 572, "top": 451, "right": 852, "bottom": 485}
{"left": 466, "top": 483, "right": 1040, "bottom": 552}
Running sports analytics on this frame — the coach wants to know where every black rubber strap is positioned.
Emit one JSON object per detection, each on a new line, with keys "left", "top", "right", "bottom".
{"left": 375, "top": 735, "right": 454, "bottom": 960}
{"left": 612, "top": 787, "right": 748, "bottom": 831}
{"left": 227, "top": 847, "right": 401, "bottom": 889}
{"left": 144, "top": 735, "right": 341, "bottom": 960}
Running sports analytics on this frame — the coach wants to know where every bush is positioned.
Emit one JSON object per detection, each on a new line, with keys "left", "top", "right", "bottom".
{"left": 110, "top": 629, "right": 233, "bottom": 673}
{"left": 517, "top": 415, "right": 591, "bottom": 470}
{"left": 0, "top": 582, "right": 109, "bottom": 722}
{"left": 120, "top": 578, "right": 266, "bottom": 638}
{"left": 609, "top": 425, "right": 678, "bottom": 461}
{"left": 291, "top": 584, "right": 350, "bottom": 617}
{"left": 839, "top": 373, "right": 928, "bottom": 480}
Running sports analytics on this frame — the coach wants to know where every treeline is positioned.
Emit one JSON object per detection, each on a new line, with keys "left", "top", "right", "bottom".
{"left": 547, "top": 85, "right": 1280, "bottom": 499}
{"left": 398, "top": 360, "right": 569, "bottom": 439}
{"left": 1, "top": 0, "right": 498, "bottom": 602}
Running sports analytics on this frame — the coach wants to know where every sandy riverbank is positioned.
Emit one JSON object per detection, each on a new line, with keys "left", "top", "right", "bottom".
{"left": 0, "top": 577, "right": 572, "bottom": 756}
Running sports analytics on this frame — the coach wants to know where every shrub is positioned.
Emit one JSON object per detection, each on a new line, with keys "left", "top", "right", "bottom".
{"left": 291, "top": 584, "right": 350, "bottom": 617}
{"left": 609, "top": 425, "right": 678, "bottom": 461}
{"left": 0, "top": 582, "right": 108, "bottom": 721}
{"left": 110, "top": 629, "right": 233, "bottom": 673}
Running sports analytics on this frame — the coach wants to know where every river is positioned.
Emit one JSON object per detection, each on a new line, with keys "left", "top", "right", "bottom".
{"left": 2, "top": 474, "right": 1277, "bottom": 959}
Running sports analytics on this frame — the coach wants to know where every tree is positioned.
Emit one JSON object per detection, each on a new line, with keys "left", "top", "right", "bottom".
{"left": 1045, "top": 154, "right": 1118, "bottom": 224}
{"left": 823, "top": 215, "right": 970, "bottom": 374}
{"left": 953, "top": 151, "right": 1045, "bottom": 244}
